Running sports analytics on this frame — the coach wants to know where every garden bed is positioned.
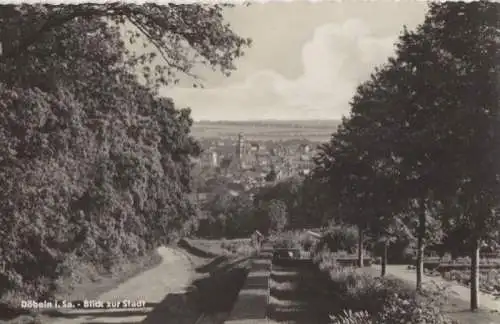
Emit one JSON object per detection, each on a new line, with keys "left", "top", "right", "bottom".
{"left": 433, "top": 263, "right": 500, "bottom": 271}
{"left": 436, "top": 268, "right": 500, "bottom": 296}
{"left": 413, "top": 257, "right": 500, "bottom": 272}
{"left": 410, "top": 258, "right": 500, "bottom": 272}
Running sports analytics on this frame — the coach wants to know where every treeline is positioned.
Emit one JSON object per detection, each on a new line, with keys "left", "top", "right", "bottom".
{"left": 0, "top": 4, "right": 249, "bottom": 302}
{"left": 196, "top": 175, "right": 332, "bottom": 238}
{"left": 311, "top": 1, "right": 499, "bottom": 311}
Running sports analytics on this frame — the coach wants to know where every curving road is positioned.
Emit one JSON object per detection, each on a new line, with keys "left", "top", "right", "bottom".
{"left": 48, "top": 246, "right": 196, "bottom": 324}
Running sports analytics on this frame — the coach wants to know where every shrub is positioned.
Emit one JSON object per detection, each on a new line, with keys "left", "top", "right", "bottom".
{"left": 375, "top": 289, "right": 456, "bottom": 324}
{"left": 343, "top": 275, "right": 414, "bottom": 315}
{"left": 299, "top": 233, "right": 318, "bottom": 252}
{"left": 326, "top": 273, "right": 455, "bottom": 324}
{"left": 313, "top": 249, "right": 342, "bottom": 271}
{"left": 330, "top": 309, "right": 372, "bottom": 324}
{"left": 315, "top": 226, "right": 358, "bottom": 254}
{"left": 316, "top": 254, "right": 455, "bottom": 324}
{"left": 314, "top": 224, "right": 455, "bottom": 324}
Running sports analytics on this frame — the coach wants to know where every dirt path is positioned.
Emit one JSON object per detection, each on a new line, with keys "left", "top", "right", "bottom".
{"left": 47, "top": 246, "right": 196, "bottom": 324}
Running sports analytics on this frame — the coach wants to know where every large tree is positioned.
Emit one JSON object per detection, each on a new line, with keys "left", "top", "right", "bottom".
{"left": 313, "top": 66, "right": 411, "bottom": 268}
{"left": 392, "top": 1, "right": 500, "bottom": 309}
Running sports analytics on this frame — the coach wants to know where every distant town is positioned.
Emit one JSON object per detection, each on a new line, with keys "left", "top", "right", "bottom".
{"left": 191, "top": 132, "right": 323, "bottom": 203}
{"left": 189, "top": 119, "right": 340, "bottom": 203}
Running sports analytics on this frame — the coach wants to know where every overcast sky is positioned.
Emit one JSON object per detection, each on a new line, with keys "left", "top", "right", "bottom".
{"left": 159, "top": 1, "right": 429, "bottom": 121}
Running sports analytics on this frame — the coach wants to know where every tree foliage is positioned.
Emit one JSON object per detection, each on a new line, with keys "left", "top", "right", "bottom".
{"left": 0, "top": 3, "right": 251, "bottom": 89}
{"left": 0, "top": 3, "right": 250, "bottom": 301}
{"left": 267, "top": 199, "right": 288, "bottom": 233}
{"left": 197, "top": 191, "right": 259, "bottom": 239}
{"left": 311, "top": 0, "right": 499, "bottom": 310}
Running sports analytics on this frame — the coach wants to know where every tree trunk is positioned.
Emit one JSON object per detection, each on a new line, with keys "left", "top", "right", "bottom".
{"left": 470, "top": 238, "right": 480, "bottom": 311}
{"left": 416, "top": 200, "right": 426, "bottom": 292}
{"left": 357, "top": 226, "right": 364, "bottom": 267}
{"left": 381, "top": 241, "right": 388, "bottom": 277}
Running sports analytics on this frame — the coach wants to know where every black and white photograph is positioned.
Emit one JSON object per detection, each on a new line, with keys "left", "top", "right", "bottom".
{"left": 0, "top": 1, "right": 499, "bottom": 324}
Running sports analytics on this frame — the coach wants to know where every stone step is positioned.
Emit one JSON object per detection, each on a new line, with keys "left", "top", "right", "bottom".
{"left": 225, "top": 248, "right": 273, "bottom": 324}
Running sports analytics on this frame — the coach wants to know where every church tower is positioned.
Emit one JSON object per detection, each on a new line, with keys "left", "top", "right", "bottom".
{"left": 236, "top": 132, "right": 245, "bottom": 168}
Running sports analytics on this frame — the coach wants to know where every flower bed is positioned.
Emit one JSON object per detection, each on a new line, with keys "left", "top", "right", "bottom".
{"left": 408, "top": 257, "right": 500, "bottom": 272}
{"left": 438, "top": 268, "right": 500, "bottom": 296}
{"left": 435, "top": 263, "right": 500, "bottom": 271}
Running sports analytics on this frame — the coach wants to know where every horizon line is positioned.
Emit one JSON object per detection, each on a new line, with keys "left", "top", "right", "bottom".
{"left": 193, "top": 118, "right": 342, "bottom": 122}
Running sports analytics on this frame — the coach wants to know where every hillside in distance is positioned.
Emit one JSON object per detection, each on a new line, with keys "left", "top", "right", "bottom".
{"left": 191, "top": 120, "right": 341, "bottom": 142}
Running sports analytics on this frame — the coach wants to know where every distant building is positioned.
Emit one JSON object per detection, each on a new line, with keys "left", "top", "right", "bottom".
{"left": 198, "top": 150, "right": 220, "bottom": 168}
{"left": 235, "top": 132, "right": 251, "bottom": 169}
{"left": 211, "top": 151, "right": 219, "bottom": 167}
{"left": 250, "top": 142, "right": 259, "bottom": 152}
{"left": 236, "top": 133, "right": 244, "bottom": 159}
